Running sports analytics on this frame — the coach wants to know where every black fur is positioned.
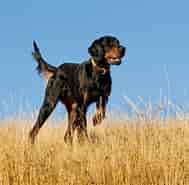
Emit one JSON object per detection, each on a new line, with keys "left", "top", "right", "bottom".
{"left": 29, "top": 36, "right": 126, "bottom": 144}
{"left": 32, "top": 41, "right": 57, "bottom": 77}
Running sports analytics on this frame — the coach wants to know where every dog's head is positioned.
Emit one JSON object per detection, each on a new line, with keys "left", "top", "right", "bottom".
{"left": 88, "top": 36, "right": 126, "bottom": 66}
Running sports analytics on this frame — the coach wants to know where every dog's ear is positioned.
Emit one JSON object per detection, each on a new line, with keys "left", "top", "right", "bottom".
{"left": 88, "top": 39, "right": 104, "bottom": 61}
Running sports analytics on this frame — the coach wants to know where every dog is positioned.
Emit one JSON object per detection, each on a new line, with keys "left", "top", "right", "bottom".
{"left": 29, "top": 36, "right": 126, "bottom": 144}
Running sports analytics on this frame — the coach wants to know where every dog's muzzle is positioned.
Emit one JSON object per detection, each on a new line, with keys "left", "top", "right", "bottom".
{"left": 107, "top": 58, "right": 122, "bottom": 65}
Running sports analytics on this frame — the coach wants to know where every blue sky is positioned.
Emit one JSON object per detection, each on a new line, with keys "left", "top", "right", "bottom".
{"left": 0, "top": 0, "right": 189, "bottom": 117}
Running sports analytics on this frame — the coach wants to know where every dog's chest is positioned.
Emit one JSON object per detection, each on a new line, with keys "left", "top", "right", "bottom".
{"left": 92, "top": 76, "right": 111, "bottom": 95}
{"left": 80, "top": 73, "right": 112, "bottom": 103}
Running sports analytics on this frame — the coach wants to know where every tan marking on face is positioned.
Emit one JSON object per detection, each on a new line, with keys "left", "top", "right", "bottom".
{"left": 105, "top": 47, "right": 122, "bottom": 61}
{"left": 43, "top": 71, "right": 54, "bottom": 80}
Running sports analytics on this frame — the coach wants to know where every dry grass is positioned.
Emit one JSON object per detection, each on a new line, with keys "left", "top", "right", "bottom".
{"left": 0, "top": 118, "right": 188, "bottom": 185}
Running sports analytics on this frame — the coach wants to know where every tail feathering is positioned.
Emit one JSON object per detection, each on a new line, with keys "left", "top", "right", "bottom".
{"left": 32, "top": 40, "right": 57, "bottom": 80}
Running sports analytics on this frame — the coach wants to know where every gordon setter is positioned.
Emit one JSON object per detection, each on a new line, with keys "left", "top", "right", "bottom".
{"left": 29, "top": 36, "right": 126, "bottom": 144}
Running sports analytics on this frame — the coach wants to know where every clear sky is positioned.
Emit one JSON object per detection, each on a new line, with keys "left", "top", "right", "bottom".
{"left": 1, "top": 0, "right": 189, "bottom": 117}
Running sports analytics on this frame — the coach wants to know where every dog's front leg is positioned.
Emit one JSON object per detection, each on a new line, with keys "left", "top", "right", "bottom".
{"left": 92, "top": 96, "right": 108, "bottom": 126}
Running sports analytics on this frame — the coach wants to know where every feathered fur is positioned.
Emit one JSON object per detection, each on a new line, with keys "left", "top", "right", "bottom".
{"left": 32, "top": 41, "right": 57, "bottom": 80}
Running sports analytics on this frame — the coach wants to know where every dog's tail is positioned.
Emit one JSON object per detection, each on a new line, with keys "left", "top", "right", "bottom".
{"left": 32, "top": 41, "right": 57, "bottom": 80}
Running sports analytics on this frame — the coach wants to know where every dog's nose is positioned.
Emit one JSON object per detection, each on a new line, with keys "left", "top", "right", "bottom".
{"left": 120, "top": 46, "right": 126, "bottom": 58}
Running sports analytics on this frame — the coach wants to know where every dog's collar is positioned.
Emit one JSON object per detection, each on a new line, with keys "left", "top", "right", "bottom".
{"left": 91, "top": 58, "right": 110, "bottom": 75}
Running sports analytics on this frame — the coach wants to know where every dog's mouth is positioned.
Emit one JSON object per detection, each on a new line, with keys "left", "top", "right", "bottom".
{"left": 105, "top": 46, "right": 125, "bottom": 65}
{"left": 107, "top": 57, "right": 122, "bottom": 65}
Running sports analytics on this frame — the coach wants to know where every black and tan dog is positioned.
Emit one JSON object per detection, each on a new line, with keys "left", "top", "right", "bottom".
{"left": 29, "top": 36, "right": 126, "bottom": 144}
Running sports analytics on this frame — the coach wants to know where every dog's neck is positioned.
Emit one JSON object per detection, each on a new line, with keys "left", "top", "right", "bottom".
{"left": 91, "top": 58, "right": 110, "bottom": 75}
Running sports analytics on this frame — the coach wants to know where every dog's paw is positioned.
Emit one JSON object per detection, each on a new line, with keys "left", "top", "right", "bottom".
{"left": 92, "top": 112, "right": 105, "bottom": 126}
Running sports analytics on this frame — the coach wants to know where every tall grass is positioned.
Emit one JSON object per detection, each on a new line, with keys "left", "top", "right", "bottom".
{"left": 0, "top": 118, "right": 188, "bottom": 185}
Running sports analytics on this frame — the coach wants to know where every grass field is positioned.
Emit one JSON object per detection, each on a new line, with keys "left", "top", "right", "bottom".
{"left": 0, "top": 118, "right": 188, "bottom": 185}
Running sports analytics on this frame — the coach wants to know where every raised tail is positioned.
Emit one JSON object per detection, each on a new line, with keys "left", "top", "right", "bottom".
{"left": 32, "top": 41, "right": 57, "bottom": 80}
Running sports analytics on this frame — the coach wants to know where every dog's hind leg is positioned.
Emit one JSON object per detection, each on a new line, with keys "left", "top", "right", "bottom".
{"left": 76, "top": 114, "right": 89, "bottom": 144}
{"left": 64, "top": 103, "right": 88, "bottom": 145}
{"left": 64, "top": 103, "right": 79, "bottom": 145}
{"left": 77, "top": 102, "right": 89, "bottom": 144}
{"left": 29, "top": 77, "right": 63, "bottom": 144}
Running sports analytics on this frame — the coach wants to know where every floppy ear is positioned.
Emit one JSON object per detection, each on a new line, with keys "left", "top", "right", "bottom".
{"left": 88, "top": 39, "right": 104, "bottom": 61}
